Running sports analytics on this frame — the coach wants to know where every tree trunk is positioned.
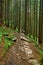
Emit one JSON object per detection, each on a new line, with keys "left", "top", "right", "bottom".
{"left": 25, "top": 0, "right": 27, "bottom": 34}
{"left": 39, "top": 0, "right": 43, "bottom": 44}
{"left": 0, "top": 0, "right": 3, "bottom": 26}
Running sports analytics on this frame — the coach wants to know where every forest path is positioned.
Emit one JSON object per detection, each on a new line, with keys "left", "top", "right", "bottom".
{"left": 0, "top": 33, "right": 40, "bottom": 65}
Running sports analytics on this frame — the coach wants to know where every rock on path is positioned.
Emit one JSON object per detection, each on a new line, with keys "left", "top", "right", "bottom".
{"left": 1, "top": 35, "right": 40, "bottom": 65}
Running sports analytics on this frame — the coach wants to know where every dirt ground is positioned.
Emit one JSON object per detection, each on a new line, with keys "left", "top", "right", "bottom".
{"left": 0, "top": 33, "right": 40, "bottom": 65}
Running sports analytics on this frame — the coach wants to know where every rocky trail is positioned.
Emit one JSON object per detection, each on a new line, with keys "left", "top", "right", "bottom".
{"left": 0, "top": 33, "right": 40, "bottom": 65}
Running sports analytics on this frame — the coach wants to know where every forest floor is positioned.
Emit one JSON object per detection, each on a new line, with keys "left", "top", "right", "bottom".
{"left": 0, "top": 26, "right": 41, "bottom": 65}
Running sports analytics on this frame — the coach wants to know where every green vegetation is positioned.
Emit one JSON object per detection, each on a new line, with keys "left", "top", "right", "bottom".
{"left": 40, "top": 57, "right": 43, "bottom": 65}
{"left": 0, "top": 35, "right": 2, "bottom": 43}
{"left": 4, "top": 37, "right": 14, "bottom": 49}
{"left": 27, "top": 34, "right": 38, "bottom": 44}
{"left": 0, "top": 0, "right": 43, "bottom": 65}
{"left": 0, "top": 26, "right": 17, "bottom": 58}
{"left": 37, "top": 47, "right": 43, "bottom": 57}
{"left": 27, "top": 34, "right": 43, "bottom": 65}
{"left": 15, "top": 27, "right": 18, "bottom": 32}
{"left": 0, "top": 26, "right": 15, "bottom": 49}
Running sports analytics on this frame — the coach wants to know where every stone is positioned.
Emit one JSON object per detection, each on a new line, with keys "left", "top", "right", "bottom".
{"left": 24, "top": 45, "right": 30, "bottom": 49}
{"left": 24, "top": 55, "right": 34, "bottom": 60}
{"left": 28, "top": 59, "right": 40, "bottom": 65}
{"left": 27, "top": 55, "right": 35, "bottom": 59}
{"left": 24, "top": 42, "right": 29, "bottom": 45}
{"left": 21, "top": 47, "right": 24, "bottom": 52}
{"left": 19, "top": 46, "right": 24, "bottom": 52}
{"left": 12, "top": 37, "right": 17, "bottom": 41}
{"left": 25, "top": 48, "right": 32, "bottom": 55}
{"left": 21, "top": 33, "right": 25, "bottom": 36}
{"left": 20, "top": 36, "right": 29, "bottom": 42}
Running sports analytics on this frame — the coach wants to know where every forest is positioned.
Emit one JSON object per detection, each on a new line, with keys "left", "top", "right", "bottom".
{"left": 0, "top": 0, "right": 43, "bottom": 65}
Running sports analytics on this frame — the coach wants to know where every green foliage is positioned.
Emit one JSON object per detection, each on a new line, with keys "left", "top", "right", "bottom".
{"left": 31, "top": 35, "right": 33, "bottom": 39}
{"left": 0, "top": 26, "right": 8, "bottom": 35}
{"left": 3, "top": 31, "right": 15, "bottom": 49}
{"left": 0, "top": 26, "right": 15, "bottom": 49}
{"left": 0, "top": 35, "right": 2, "bottom": 43}
{"left": 39, "top": 48, "right": 43, "bottom": 57}
{"left": 40, "top": 57, "right": 43, "bottom": 64}
{"left": 15, "top": 27, "right": 18, "bottom": 32}
{"left": 35, "top": 45, "right": 43, "bottom": 65}
{"left": 27, "top": 34, "right": 43, "bottom": 65}
{"left": 27, "top": 34, "right": 38, "bottom": 44}
{"left": 0, "top": 27, "right": 3, "bottom": 43}
{"left": 0, "top": 26, "right": 8, "bottom": 43}
{"left": 4, "top": 35, "right": 14, "bottom": 49}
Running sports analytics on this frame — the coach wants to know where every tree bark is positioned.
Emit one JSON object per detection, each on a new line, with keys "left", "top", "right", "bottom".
{"left": 39, "top": 0, "right": 43, "bottom": 44}
{"left": 0, "top": 0, "right": 3, "bottom": 26}
{"left": 25, "top": 0, "right": 27, "bottom": 34}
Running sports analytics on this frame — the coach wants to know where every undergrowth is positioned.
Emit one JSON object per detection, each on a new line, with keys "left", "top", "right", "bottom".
{"left": 27, "top": 34, "right": 43, "bottom": 65}
{"left": 0, "top": 26, "right": 16, "bottom": 57}
{"left": 0, "top": 26, "right": 15, "bottom": 49}
{"left": 27, "top": 34, "right": 38, "bottom": 44}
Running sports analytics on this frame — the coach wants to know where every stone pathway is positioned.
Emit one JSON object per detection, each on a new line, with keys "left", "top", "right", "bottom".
{"left": 0, "top": 34, "right": 40, "bottom": 65}
{"left": 17, "top": 41, "right": 40, "bottom": 65}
